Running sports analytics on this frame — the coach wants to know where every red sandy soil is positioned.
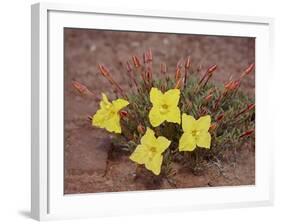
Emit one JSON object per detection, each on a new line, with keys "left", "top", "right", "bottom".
{"left": 64, "top": 28, "right": 255, "bottom": 194}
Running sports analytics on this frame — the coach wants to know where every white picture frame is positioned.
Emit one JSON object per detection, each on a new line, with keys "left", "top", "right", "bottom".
{"left": 31, "top": 2, "right": 274, "bottom": 221}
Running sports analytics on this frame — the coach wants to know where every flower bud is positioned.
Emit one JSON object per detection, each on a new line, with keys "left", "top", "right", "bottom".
{"left": 209, "top": 123, "right": 217, "bottom": 131}
{"left": 143, "top": 52, "right": 147, "bottom": 64}
{"left": 174, "top": 78, "right": 183, "bottom": 89}
{"left": 225, "top": 80, "right": 240, "bottom": 91}
{"left": 224, "top": 80, "right": 233, "bottom": 89}
{"left": 246, "top": 103, "right": 255, "bottom": 112}
{"left": 137, "top": 124, "right": 145, "bottom": 134}
{"left": 241, "top": 63, "right": 254, "bottom": 78}
{"left": 207, "top": 64, "right": 217, "bottom": 73}
{"left": 132, "top": 56, "right": 141, "bottom": 68}
{"left": 239, "top": 129, "right": 254, "bottom": 138}
{"left": 175, "top": 68, "right": 181, "bottom": 81}
{"left": 204, "top": 94, "right": 213, "bottom": 102}
{"left": 126, "top": 61, "right": 132, "bottom": 72}
{"left": 147, "top": 48, "right": 153, "bottom": 61}
{"left": 72, "top": 80, "right": 93, "bottom": 96}
{"left": 185, "top": 56, "right": 191, "bottom": 69}
{"left": 235, "top": 103, "right": 255, "bottom": 118}
{"left": 119, "top": 110, "right": 128, "bottom": 118}
{"left": 98, "top": 64, "right": 109, "bottom": 77}
{"left": 245, "top": 63, "right": 254, "bottom": 74}
{"left": 216, "top": 113, "right": 224, "bottom": 122}
{"left": 72, "top": 81, "right": 87, "bottom": 94}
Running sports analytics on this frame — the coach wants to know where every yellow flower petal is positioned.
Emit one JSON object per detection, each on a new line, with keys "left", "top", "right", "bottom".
{"left": 164, "top": 89, "right": 180, "bottom": 107}
{"left": 92, "top": 109, "right": 105, "bottom": 126}
{"left": 108, "top": 115, "right": 122, "bottom": 133}
{"left": 145, "top": 154, "right": 163, "bottom": 175}
{"left": 140, "top": 128, "right": 156, "bottom": 146}
{"left": 182, "top": 114, "right": 196, "bottom": 133}
{"left": 113, "top": 98, "right": 129, "bottom": 111}
{"left": 100, "top": 93, "right": 110, "bottom": 109}
{"left": 92, "top": 93, "right": 129, "bottom": 133}
{"left": 179, "top": 132, "right": 196, "bottom": 151}
{"left": 130, "top": 127, "right": 170, "bottom": 176}
{"left": 196, "top": 132, "right": 211, "bottom": 149}
{"left": 95, "top": 113, "right": 120, "bottom": 133}
{"left": 102, "top": 93, "right": 109, "bottom": 102}
{"left": 197, "top": 115, "right": 211, "bottom": 132}
{"left": 156, "top": 136, "right": 171, "bottom": 153}
{"left": 180, "top": 114, "right": 212, "bottom": 151}
{"left": 149, "top": 106, "right": 165, "bottom": 127}
{"left": 150, "top": 87, "right": 163, "bottom": 106}
{"left": 149, "top": 88, "right": 181, "bottom": 127}
{"left": 129, "top": 145, "right": 148, "bottom": 165}
{"left": 166, "top": 106, "right": 181, "bottom": 124}
{"left": 92, "top": 109, "right": 117, "bottom": 130}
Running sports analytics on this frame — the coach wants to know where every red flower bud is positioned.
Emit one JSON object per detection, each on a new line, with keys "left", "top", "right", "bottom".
{"left": 245, "top": 63, "right": 255, "bottom": 74}
{"left": 147, "top": 48, "right": 153, "bottom": 61}
{"left": 224, "top": 80, "right": 233, "bottom": 89}
{"left": 246, "top": 103, "right": 255, "bottom": 111}
{"left": 199, "top": 65, "right": 217, "bottom": 85}
{"left": 132, "top": 56, "right": 141, "bottom": 68}
{"left": 225, "top": 80, "right": 240, "bottom": 91}
{"left": 137, "top": 124, "right": 145, "bottom": 134}
{"left": 241, "top": 63, "right": 255, "bottom": 78}
{"left": 98, "top": 64, "right": 109, "bottom": 77}
{"left": 239, "top": 129, "right": 254, "bottom": 138}
{"left": 72, "top": 81, "right": 87, "bottom": 94}
{"left": 216, "top": 113, "right": 224, "bottom": 122}
{"left": 143, "top": 52, "right": 147, "bottom": 64}
{"left": 185, "top": 56, "right": 191, "bottom": 69}
{"left": 208, "top": 64, "right": 217, "bottom": 73}
{"left": 126, "top": 61, "right": 132, "bottom": 72}
{"left": 145, "top": 71, "right": 152, "bottom": 81}
{"left": 175, "top": 68, "right": 181, "bottom": 81}
{"left": 119, "top": 110, "right": 128, "bottom": 118}
{"left": 174, "top": 78, "right": 183, "bottom": 89}
{"left": 209, "top": 123, "right": 217, "bottom": 131}
{"left": 235, "top": 103, "right": 255, "bottom": 118}
{"left": 204, "top": 94, "right": 213, "bottom": 102}
{"left": 72, "top": 81, "right": 93, "bottom": 96}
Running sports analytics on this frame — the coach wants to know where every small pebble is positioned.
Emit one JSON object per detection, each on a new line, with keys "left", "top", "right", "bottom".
{"left": 90, "top": 44, "right": 97, "bottom": 52}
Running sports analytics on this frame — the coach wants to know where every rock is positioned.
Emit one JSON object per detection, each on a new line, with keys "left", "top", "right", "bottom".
{"left": 89, "top": 43, "right": 97, "bottom": 52}
{"left": 130, "top": 41, "right": 140, "bottom": 47}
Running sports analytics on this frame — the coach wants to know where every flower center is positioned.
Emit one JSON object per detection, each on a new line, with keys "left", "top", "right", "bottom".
{"left": 150, "top": 147, "right": 157, "bottom": 153}
{"left": 104, "top": 106, "right": 116, "bottom": 120}
{"left": 159, "top": 104, "right": 169, "bottom": 114}
{"left": 148, "top": 147, "right": 157, "bottom": 159}
{"left": 192, "top": 129, "right": 200, "bottom": 137}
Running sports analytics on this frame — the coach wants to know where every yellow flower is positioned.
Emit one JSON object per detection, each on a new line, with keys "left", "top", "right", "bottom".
{"left": 130, "top": 128, "right": 171, "bottom": 175}
{"left": 148, "top": 87, "right": 181, "bottom": 127}
{"left": 92, "top": 93, "right": 129, "bottom": 133}
{"left": 179, "top": 114, "right": 211, "bottom": 151}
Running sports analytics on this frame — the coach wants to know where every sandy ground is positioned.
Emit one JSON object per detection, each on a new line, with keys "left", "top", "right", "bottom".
{"left": 64, "top": 28, "right": 255, "bottom": 194}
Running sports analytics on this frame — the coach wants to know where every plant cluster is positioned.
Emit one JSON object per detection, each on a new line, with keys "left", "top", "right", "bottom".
{"left": 72, "top": 49, "right": 255, "bottom": 178}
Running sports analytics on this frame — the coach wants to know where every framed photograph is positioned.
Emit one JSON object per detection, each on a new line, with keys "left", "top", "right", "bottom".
{"left": 31, "top": 2, "right": 274, "bottom": 221}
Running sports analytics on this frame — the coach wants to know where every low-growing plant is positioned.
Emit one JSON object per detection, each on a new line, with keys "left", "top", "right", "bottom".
{"left": 72, "top": 49, "right": 255, "bottom": 180}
